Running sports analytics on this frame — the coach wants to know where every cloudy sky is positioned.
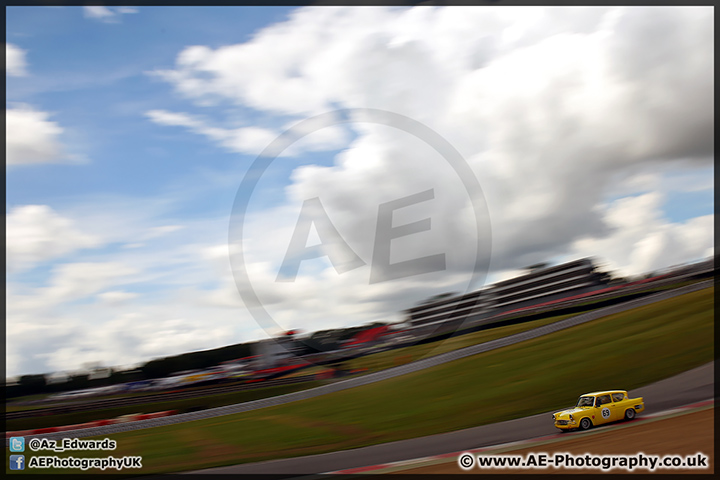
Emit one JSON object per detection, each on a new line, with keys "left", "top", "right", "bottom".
{"left": 6, "top": 6, "right": 713, "bottom": 378}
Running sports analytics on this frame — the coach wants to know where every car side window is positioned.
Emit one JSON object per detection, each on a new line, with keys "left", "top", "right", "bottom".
{"left": 595, "top": 395, "right": 611, "bottom": 407}
{"left": 612, "top": 393, "right": 625, "bottom": 403}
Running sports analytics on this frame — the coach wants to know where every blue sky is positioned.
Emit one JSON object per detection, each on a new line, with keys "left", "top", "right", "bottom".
{"left": 7, "top": 7, "right": 296, "bottom": 207}
{"left": 6, "top": 6, "right": 713, "bottom": 377}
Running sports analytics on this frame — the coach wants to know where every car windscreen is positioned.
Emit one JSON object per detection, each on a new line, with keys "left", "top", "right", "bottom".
{"left": 576, "top": 396, "right": 594, "bottom": 407}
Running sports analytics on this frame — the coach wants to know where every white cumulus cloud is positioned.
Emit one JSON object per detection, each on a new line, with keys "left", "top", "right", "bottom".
{"left": 83, "top": 6, "right": 138, "bottom": 23}
{"left": 571, "top": 193, "right": 714, "bottom": 277}
{"left": 146, "top": 109, "right": 278, "bottom": 155}
{"left": 156, "top": 6, "right": 713, "bottom": 334}
{"left": 42, "top": 262, "right": 139, "bottom": 303}
{"left": 6, "top": 105, "right": 70, "bottom": 166}
{"left": 146, "top": 109, "right": 348, "bottom": 156}
{"left": 6, "top": 205, "right": 103, "bottom": 272}
{"left": 6, "top": 43, "right": 27, "bottom": 76}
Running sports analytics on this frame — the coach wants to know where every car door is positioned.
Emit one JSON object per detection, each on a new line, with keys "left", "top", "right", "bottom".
{"left": 607, "top": 392, "right": 626, "bottom": 421}
{"left": 594, "top": 394, "right": 613, "bottom": 424}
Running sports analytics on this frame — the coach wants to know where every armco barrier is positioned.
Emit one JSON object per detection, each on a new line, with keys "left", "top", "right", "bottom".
{"left": 5, "top": 279, "right": 712, "bottom": 445}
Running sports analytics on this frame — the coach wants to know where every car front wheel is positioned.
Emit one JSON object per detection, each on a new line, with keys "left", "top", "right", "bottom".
{"left": 579, "top": 417, "right": 592, "bottom": 430}
{"left": 624, "top": 408, "right": 636, "bottom": 421}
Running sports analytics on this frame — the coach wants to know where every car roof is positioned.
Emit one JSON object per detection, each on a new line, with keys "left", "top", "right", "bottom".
{"left": 581, "top": 390, "right": 627, "bottom": 396}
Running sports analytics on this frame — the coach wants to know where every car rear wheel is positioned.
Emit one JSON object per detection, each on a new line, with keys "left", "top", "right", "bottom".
{"left": 624, "top": 408, "right": 636, "bottom": 421}
{"left": 579, "top": 417, "right": 592, "bottom": 430}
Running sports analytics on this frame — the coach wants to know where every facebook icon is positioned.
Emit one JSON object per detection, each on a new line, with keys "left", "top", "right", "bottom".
{"left": 10, "top": 455, "right": 25, "bottom": 470}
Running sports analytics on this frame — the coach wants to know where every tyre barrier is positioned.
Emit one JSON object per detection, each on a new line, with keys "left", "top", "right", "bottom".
{"left": 5, "top": 410, "right": 177, "bottom": 439}
{"left": 5, "top": 279, "right": 712, "bottom": 446}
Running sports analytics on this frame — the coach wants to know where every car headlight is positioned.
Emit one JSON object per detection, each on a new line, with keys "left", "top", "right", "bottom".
{"left": 569, "top": 414, "right": 574, "bottom": 421}
{"left": 552, "top": 414, "right": 556, "bottom": 420}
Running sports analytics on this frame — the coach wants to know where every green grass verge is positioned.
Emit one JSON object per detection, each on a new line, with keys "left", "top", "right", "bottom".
{"left": 347, "top": 312, "right": 577, "bottom": 372}
{"left": 6, "top": 381, "right": 326, "bottom": 432}
{"left": 569, "top": 278, "right": 704, "bottom": 308}
{"left": 17, "top": 285, "right": 711, "bottom": 475}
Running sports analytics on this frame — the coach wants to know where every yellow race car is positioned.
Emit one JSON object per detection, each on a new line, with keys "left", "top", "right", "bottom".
{"left": 552, "top": 390, "right": 644, "bottom": 431}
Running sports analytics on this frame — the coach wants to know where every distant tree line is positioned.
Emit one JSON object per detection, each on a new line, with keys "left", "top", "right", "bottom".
{"left": 7, "top": 322, "right": 389, "bottom": 399}
{"left": 7, "top": 369, "right": 146, "bottom": 399}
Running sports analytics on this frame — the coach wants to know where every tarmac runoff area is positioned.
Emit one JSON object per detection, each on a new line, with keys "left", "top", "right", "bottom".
{"left": 324, "top": 399, "right": 714, "bottom": 475}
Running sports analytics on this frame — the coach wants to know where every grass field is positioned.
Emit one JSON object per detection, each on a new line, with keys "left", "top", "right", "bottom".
{"left": 18, "top": 285, "right": 712, "bottom": 475}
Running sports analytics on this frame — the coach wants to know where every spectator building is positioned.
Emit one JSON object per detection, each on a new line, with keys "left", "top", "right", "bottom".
{"left": 405, "top": 257, "right": 609, "bottom": 336}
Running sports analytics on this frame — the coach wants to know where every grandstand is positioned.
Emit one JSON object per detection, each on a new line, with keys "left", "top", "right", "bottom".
{"left": 489, "top": 257, "right": 605, "bottom": 315}
{"left": 405, "top": 289, "right": 493, "bottom": 330}
{"left": 405, "top": 257, "right": 609, "bottom": 336}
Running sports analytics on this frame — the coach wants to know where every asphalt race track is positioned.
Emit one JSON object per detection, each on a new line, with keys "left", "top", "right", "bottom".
{"left": 191, "top": 361, "right": 714, "bottom": 476}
